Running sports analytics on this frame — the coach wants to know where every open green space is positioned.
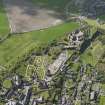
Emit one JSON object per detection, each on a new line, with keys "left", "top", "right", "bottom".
{"left": 80, "top": 40, "right": 105, "bottom": 66}
{"left": 99, "top": 96, "right": 105, "bottom": 105}
{"left": 0, "top": 0, "right": 10, "bottom": 38}
{"left": 85, "top": 18, "right": 105, "bottom": 30}
{"left": 0, "top": 22, "right": 79, "bottom": 69}
{"left": 101, "top": 84, "right": 105, "bottom": 90}
{"left": 3, "top": 79, "right": 12, "bottom": 89}
{"left": 98, "top": 14, "right": 105, "bottom": 21}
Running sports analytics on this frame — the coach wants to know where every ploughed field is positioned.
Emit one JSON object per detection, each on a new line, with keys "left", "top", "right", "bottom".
{"left": 3, "top": 0, "right": 69, "bottom": 33}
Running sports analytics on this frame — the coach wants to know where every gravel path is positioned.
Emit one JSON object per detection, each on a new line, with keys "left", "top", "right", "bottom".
{"left": 3, "top": 0, "right": 63, "bottom": 33}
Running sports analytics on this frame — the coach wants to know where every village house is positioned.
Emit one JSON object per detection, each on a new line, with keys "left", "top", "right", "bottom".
{"left": 65, "top": 30, "right": 84, "bottom": 49}
{"left": 12, "top": 75, "right": 21, "bottom": 86}
{"left": 6, "top": 100, "right": 16, "bottom": 105}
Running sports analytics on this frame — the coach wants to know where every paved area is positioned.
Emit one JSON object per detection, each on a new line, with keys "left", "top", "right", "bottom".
{"left": 3, "top": 0, "right": 64, "bottom": 33}
{"left": 48, "top": 51, "right": 68, "bottom": 75}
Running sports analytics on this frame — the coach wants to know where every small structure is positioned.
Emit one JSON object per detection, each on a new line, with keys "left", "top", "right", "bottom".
{"left": 65, "top": 30, "right": 84, "bottom": 49}
{"left": 6, "top": 100, "right": 16, "bottom": 105}
{"left": 20, "top": 86, "right": 32, "bottom": 105}
{"left": 12, "top": 75, "right": 21, "bottom": 86}
{"left": 5, "top": 89, "right": 14, "bottom": 99}
{"left": 90, "top": 91, "right": 95, "bottom": 101}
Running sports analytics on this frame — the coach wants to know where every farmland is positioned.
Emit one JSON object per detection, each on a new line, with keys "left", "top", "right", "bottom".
{"left": 0, "top": 0, "right": 80, "bottom": 69}
{"left": 3, "top": 0, "right": 71, "bottom": 33}
{"left": 1, "top": 0, "right": 105, "bottom": 105}
{"left": 99, "top": 96, "right": 105, "bottom": 105}
{"left": 0, "top": 22, "right": 79, "bottom": 69}
{"left": 0, "top": 0, "right": 10, "bottom": 38}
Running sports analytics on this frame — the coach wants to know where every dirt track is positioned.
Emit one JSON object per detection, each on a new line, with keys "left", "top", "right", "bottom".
{"left": 3, "top": 0, "right": 64, "bottom": 33}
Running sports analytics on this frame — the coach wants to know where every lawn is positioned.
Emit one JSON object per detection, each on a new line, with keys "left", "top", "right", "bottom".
{"left": 3, "top": 79, "right": 12, "bottom": 89}
{"left": 99, "top": 96, "right": 105, "bottom": 105}
{"left": 0, "top": 0, "right": 10, "bottom": 38}
{"left": 85, "top": 18, "right": 105, "bottom": 30}
{"left": 91, "top": 41, "right": 104, "bottom": 59}
{"left": 101, "top": 84, "right": 105, "bottom": 90}
{"left": 80, "top": 40, "right": 105, "bottom": 66}
{"left": 0, "top": 22, "right": 79, "bottom": 69}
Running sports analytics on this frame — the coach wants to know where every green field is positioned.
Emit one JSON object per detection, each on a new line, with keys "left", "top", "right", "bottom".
{"left": 3, "top": 79, "right": 12, "bottom": 89}
{"left": 100, "top": 96, "right": 105, "bottom": 105}
{"left": 85, "top": 18, "right": 105, "bottom": 30}
{"left": 0, "top": 0, "right": 79, "bottom": 71}
{"left": 0, "top": 0, "right": 10, "bottom": 38}
{"left": 0, "top": 22, "right": 79, "bottom": 69}
{"left": 80, "top": 40, "right": 105, "bottom": 66}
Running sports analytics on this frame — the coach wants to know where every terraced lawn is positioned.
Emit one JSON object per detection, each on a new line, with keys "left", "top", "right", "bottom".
{"left": 0, "top": 22, "right": 79, "bottom": 69}
{"left": 0, "top": 0, "right": 10, "bottom": 38}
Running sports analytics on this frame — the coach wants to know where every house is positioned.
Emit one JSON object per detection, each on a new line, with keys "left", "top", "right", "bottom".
{"left": 31, "top": 99, "right": 37, "bottom": 105}
{"left": 90, "top": 91, "right": 95, "bottom": 101}
{"left": 39, "top": 80, "right": 48, "bottom": 89}
{"left": 29, "top": 96, "right": 44, "bottom": 105}
{"left": 36, "top": 97, "right": 43, "bottom": 103}
{"left": 19, "top": 93, "right": 26, "bottom": 101}
{"left": 65, "top": 30, "right": 84, "bottom": 49}
{"left": 20, "top": 86, "right": 32, "bottom": 105}
{"left": 12, "top": 75, "right": 21, "bottom": 86}
{"left": 6, "top": 100, "right": 16, "bottom": 105}
{"left": 5, "top": 89, "right": 14, "bottom": 99}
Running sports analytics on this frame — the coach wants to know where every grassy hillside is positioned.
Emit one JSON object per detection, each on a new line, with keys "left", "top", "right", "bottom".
{"left": 80, "top": 34, "right": 105, "bottom": 67}
{"left": 85, "top": 18, "right": 105, "bottom": 29}
{"left": 0, "top": 0, "right": 10, "bottom": 38}
{"left": 0, "top": 22, "right": 79, "bottom": 68}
